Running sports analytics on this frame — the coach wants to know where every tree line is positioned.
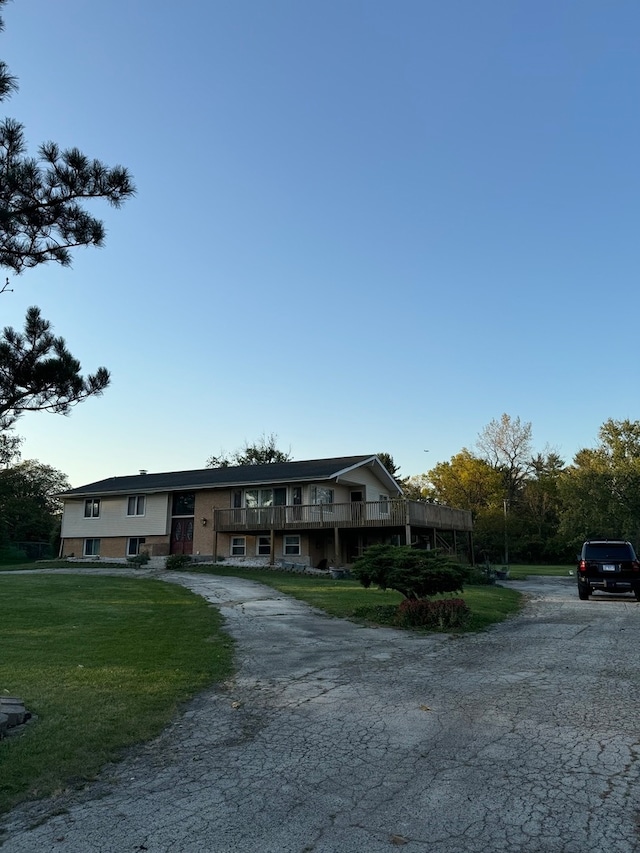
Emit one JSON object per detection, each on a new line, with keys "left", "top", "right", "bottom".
{"left": 404, "top": 413, "right": 640, "bottom": 563}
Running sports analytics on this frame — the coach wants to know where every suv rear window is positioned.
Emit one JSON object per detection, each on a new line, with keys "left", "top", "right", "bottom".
{"left": 584, "top": 543, "right": 634, "bottom": 560}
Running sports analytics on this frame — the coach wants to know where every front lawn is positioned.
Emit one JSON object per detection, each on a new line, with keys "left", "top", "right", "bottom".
{"left": 0, "top": 573, "right": 234, "bottom": 815}
{"left": 504, "top": 564, "right": 573, "bottom": 580}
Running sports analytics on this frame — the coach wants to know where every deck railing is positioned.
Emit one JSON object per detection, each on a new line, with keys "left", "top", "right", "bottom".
{"left": 213, "top": 500, "right": 472, "bottom": 532}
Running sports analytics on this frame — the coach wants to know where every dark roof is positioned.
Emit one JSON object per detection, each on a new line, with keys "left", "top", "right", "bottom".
{"left": 59, "top": 455, "right": 398, "bottom": 498}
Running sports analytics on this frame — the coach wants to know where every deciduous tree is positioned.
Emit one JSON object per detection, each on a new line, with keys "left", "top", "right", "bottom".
{"left": 476, "top": 413, "right": 533, "bottom": 504}
{"left": 206, "top": 433, "right": 292, "bottom": 468}
{"left": 559, "top": 420, "right": 640, "bottom": 546}
{"left": 0, "top": 458, "right": 69, "bottom": 544}
{"left": 426, "top": 449, "right": 503, "bottom": 514}
{"left": 400, "top": 473, "right": 430, "bottom": 501}
{"left": 427, "top": 448, "right": 506, "bottom": 562}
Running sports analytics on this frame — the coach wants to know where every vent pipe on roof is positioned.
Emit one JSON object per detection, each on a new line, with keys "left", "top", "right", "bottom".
{"left": 139, "top": 469, "right": 147, "bottom": 475}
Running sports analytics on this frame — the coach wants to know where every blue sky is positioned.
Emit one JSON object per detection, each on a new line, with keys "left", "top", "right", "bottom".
{"left": 3, "top": 0, "right": 640, "bottom": 487}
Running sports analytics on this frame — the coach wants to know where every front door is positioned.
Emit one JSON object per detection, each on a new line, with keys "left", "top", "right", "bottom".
{"left": 292, "top": 486, "right": 302, "bottom": 520}
{"left": 350, "top": 490, "right": 364, "bottom": 523}
{"left": 171, "top": 518, "right": 194, "bottom": 555}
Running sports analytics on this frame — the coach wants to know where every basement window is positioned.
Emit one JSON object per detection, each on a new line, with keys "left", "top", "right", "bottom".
{"left": 284, "top": 535, "right": 301, "bottom": 556}
{"left": 231, "top": 537, "right": 246, "bottom": 556}
{"left": 127, "top": 537, "right": 146, "bottom": 556}
{"left": 84, "top": 538, "right": 101, "bottom": 556}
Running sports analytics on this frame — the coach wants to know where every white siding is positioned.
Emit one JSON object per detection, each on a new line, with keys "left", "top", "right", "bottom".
{"left": 302, "top": 466, "right": 398, "bottom": 505}
{"left": 338, "top": 466, "right": 398, "bottom": 502}
{"left": 61, "top": 494, "right": 170, "bottom": 538}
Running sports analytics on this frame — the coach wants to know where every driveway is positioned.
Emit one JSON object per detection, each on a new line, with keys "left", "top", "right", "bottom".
{"left": 1, "top": 571, "right": 640, "bottom": 853}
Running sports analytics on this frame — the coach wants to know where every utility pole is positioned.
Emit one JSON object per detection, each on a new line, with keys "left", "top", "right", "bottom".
{"left": 503, "top": 498, "right": 509, "bottom": 569}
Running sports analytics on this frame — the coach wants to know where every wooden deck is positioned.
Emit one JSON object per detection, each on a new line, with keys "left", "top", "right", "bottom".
{"left": 213, "top": 499, "right": 472, "bottom": 533}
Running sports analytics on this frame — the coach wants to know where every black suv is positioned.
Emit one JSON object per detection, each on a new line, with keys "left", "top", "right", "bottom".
{"left": 577, "top": 540, "right": 640, "bottom": 600}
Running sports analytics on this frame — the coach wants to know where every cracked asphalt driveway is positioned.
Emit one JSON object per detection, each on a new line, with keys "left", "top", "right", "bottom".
{"left": 2, "top": 572, "right": 640, "bottom": 853}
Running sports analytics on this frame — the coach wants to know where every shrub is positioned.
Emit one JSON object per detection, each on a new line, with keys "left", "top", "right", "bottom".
{"left": 462, "top": 564, "right": 495, "bottom": 585}
{"left": 351, "top": 604, "right": 398, "bottom": 625}
{"left": 394, "top": 597, "right": 471, "bottom": 630}
{"left": 165, "top": 554, "right": 193, "bottom": 571}
{"left": 351, "top": 544, "right": 466, "bottom": 599}
{"left": 127, "top": 552, "right": 151, "bottom": 568}
{"left": 0, "top": 545, "right": 29, "bottom": 565}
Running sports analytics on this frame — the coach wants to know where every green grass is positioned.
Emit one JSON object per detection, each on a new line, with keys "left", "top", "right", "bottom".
{"left": 0, "top": 574, "right": 234, "bottom": 815}
{"left": 504, "top": 564, "right": 573, "bottom": 580}
{"left": 0, "top": 559, "right": 124, "bottom": 571}
{"left": 189, "top": 566, "right": 523, "bottom": 633}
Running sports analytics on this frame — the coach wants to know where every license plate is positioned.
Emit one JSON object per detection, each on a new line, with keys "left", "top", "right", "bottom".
{"left": 602, "top": 564, "right": 616, "bottom": 572}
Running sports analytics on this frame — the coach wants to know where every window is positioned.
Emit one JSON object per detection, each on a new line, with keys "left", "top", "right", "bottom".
{"left": 245, "top": 489, "right": 282, "bottom": 524}
{"left": 584, "top": 543, "right": 634, "bottom": 561}
{"left": 245, "top": 488, "right": 274, "bottom": 507}
{"left": 311, "top": 486, "right": 333, "bottom": 504}
{"left": 84, "top": 538, "right": 100, "bottom": 556}
{"left": 311, "top": 487, "right": 333, "bottom": 511}
{"left": 172, "top": 492, "right": 195, "bottom": 516}
{"left": 244, "top": 488, "right": 287, "bottom": 508}
{"left": 257, "top": 536, "right": 271, "bottom": 556}
{"left": 284, "top": 535, "right": 301, "bottom": 555}
{"left": 127, "top": 495, "right": 146, "bottom": 516}
{"left": 84, "top": 498, "right": 100, "bottom": 518}
{"left": 127, "top": 537, "right": 146, "bottom": 557}
{"left": 379, "top": 494, "right": 389, "bottom": 514}
{"left": 231, "top": 537, "right": 246, "bottom": 556}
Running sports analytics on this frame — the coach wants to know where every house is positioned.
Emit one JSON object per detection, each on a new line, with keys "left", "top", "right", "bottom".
{"left": 58, "top": 455, "right": 474, "bottom": 567}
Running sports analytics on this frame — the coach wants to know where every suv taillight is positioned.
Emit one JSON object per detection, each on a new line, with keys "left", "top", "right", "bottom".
{"left": 578, "top": 560, "right": 587, "bottom": 573}
{"left": 632, "top": 561, "right": 640, "bottom": 572}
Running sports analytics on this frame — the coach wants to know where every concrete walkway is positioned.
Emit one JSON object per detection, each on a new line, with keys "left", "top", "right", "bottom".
{"left": 1, "top": 570, "right": 640, "bottom": 852}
